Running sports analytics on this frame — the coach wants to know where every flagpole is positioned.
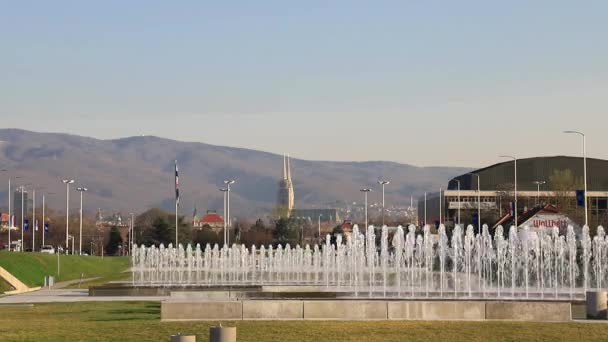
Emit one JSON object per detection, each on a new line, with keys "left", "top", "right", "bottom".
{"left": 32, "top": 189, "right": 35, "bottom": 252}
{"left": 42, "top": 194, "right": 45, "bottom": 247}
{"left": 175, "top": 160, "right": 179, "bottom": 246}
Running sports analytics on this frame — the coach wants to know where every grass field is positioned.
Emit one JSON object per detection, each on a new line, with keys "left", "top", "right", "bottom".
{"left": 0, "top": 301, "right": 607, "bottom": 342}
{"left": 0, "top": 277, "right": 14, "bottom": 293}
{"left": 0, "top": 251, "right": 130, "bottom": 288}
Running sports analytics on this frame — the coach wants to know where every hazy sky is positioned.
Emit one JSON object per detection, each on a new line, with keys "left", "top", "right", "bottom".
{"left": 1, "top": 1, "right": 606, "bottom": 167}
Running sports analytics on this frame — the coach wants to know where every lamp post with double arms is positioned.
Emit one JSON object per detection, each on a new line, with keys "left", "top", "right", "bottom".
{"left": 499, "top": 155, "right": 518, "bottom": 227}
{"left": 533, "top": 181, "right": 546, "bottom": 206}
{"left": 378, "top": 180, "right": 390, "bottom": 226}
{"left": 468, "top": 173, "right": 481, "bottom": 233}
{"left": 76, "top": 187, "right": 88, "bottom": 255}
{"left": 223, "top": 180, "right": 236, "bottom": 246}
{"left": 220, "top": 188, "right": 229, "bottom": 246}
{"left": 62, "top": 179, "right": 75, "bottom": 254}
{"left": 360, "top": 189, "right": 372, "bottom": 228}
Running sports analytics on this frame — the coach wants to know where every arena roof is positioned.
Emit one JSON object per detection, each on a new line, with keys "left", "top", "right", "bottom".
{"left": 448, "top": 156, "right": 608, "bottom": 192}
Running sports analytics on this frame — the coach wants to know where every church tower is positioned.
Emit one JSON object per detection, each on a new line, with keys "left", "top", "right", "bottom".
{"left": 277, "top": 154, "right": 295, "bottom": 217}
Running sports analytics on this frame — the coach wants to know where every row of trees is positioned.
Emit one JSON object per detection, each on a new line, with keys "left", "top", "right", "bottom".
{"left": 130, "top": 209, "right": 317, "bottom": 249}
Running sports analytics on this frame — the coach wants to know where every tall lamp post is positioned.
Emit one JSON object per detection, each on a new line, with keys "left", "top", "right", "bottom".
{"left": 32, "top": 189, "right": 36, "bottom": 252}
{"left": 533, "top": 181, "right": 546, "bottom": 206}
{"left": 62, "top": 179, "right": 75, "bottom": 254}
{"left": 41, "top": 192, "right": 54, "bottom": 248}
{"left": 424, "top": 192, "right": 427, "bottom": 226}
{"left": 129, "top": 213, "right": 134, "bottom": 255}
{"left": 499, "top": 156, "right": 518, "bottom": 227}
{"left": 76, "top": 187, "right": 87, "bottom": 255}
{"left": 220, "top": 188, "right": 229, "bottom": 246}
{"left": 223, "top": 180, "right": 236, "bottom": 246}
{"left": 453, "top": 179, "right": 461, "bottom": 225}
{"left": 360, "top": 189, "right": 372, "bottom": 228}
{"left": 318, "top": 214, "right": 322, "bottom": 239}
{"left": 564, "top": 130, "right": 588, "bottom": 227}
{"left": 378, "top": 180, "right": 390, "bottom": 226}
{"left": 19, "top": 183, "right": 31, "bottom": 252}
{"left": 439, "top": 188, "right": 443, "bottom": 226}
{"left": 468, "top": 173, "right": 481, "bottom": 233}
{"left": 2, "top": 171, "right": 17, "bottom": 251}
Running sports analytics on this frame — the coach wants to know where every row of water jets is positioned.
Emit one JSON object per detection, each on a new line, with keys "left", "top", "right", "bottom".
{"left": 132, "top": 224, "right": 608, "bottom": 299}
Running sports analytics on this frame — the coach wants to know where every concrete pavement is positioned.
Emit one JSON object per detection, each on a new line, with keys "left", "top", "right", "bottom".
{"left": 0, "top": 289, "right": 168, "bottom": 304}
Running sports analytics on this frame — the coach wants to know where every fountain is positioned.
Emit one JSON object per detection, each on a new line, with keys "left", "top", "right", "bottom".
{"left": 130, "top": 223, "right": 608, "bottom": 300}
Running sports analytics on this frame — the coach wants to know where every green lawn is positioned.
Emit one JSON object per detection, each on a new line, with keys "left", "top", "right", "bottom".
{"left": 0, "top": 251, "right": 130, "bottom": 287}
{"left": 0, "top": 302, "right": 607, "bottom": 342}
{"left": 0, "top": 277, "right": 14, "bottom": 293}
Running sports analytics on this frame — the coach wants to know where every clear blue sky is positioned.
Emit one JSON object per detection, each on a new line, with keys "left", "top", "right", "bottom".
{"left": 1, "top": 1, "right": 606, "bottom": 167}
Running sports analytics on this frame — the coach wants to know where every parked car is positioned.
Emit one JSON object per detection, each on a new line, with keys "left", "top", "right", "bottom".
{"left": 40, "top": 245, "right": 55, "bottom": 254}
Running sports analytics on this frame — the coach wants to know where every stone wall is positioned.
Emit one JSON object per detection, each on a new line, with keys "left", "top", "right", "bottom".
{"left": 161, "top": 300, "right": 572, "bottom": 322}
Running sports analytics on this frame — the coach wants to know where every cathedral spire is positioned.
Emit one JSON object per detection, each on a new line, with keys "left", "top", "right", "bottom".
{"left": 283, "top": 153, "right": 288, "bottom": 180}
{"left": 286, "top": 154, "right": 291, "bottom": 181}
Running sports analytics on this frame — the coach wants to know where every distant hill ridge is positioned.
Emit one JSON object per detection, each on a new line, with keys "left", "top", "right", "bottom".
{"left": 0, "top": 129, "right": 470, "bottom": 217}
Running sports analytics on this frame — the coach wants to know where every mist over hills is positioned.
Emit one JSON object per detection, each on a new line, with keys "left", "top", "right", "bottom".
{"left": 0, "top": 129, "right": 470, "bottom": 218}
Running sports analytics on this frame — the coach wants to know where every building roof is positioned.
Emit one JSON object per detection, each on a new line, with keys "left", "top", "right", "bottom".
{"left": 449, "top": 156, "right": 608, "bottom": 191}
{"left": 201, "top": 212, "right": 224, "bottom": 224}
{"left": 493, "top": 204, "right": 561, "bottom": 229}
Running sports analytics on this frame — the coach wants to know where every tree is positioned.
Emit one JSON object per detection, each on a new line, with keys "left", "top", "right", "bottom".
{"left": 136, "top": 208, "right": 189, "bottom": 246}
{"left": 273, "top": 217, "right": 300, "bottom": 246}
{"left": 550, "top": 169, "right": 584, "bottom": 223}
{"left": 192, "top": 226, "right": 222, "bottom": 247}
{"left": 105, "top": 226, "right": 122, "bottom": 255}
{"left": 241, "top": 219, "right": 273, "bottom": 247}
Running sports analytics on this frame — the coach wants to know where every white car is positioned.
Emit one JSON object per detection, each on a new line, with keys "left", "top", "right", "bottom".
{"left": 40, "top": 245, "right": 55, "bottom": 254}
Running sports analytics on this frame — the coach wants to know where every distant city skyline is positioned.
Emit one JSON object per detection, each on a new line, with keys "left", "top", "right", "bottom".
{"left": 2, "top": 1, "right": 607, "bottom": 167}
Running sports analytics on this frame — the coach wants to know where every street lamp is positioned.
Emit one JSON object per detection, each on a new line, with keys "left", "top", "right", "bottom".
{"left": 499, "top": 155, "right": 518, "bottom": 227}
{"left": 62, "top": 179, "right": 75, "bottom": 254}
{"left": 18, "top": 183, "right": 31, "bottom": 252}
{"left": 378, "top": 180, "right": 390, "bottom": 226}
{"left": 424, "top": 192, "right": 427, "bottom": 227}
{"left": 452, "top": 179, "right": 461, "bottom": 226}
{"left": 468, "top": 173, "right": 481, "bottom": 233}
{"left": 3, "top": 173, "right": 20, "bottom": 251}
{"left": 76, "top": 187, "right": 88, "bottom": 255}
{"left": 533, "top": 181, "right": 546, "bottom": 206}
{"left": 439, "top": 188, "right": 443, "bottom": 226}
{"left": 129, "top": 213, "right": 134, "bottom": 255}
{"left": 318, "top": 214, "right": 322, "bottom": 239}
{"left": 68, "top": 235, "right": 75, "bottom": 256}
{"left": 41, "top": 192, "right": 54, "bottom": 248}
{"left": 564, "top": 130, "right": 588, "bottom": 226}
{"left": 220, "top": 188, "right": 229, "bottom": 246}
{"left": 360, "top": 189, "right": 372, "bottom": 228}
{"left": 223, "top": 180, "right": 236, "bottom": 246}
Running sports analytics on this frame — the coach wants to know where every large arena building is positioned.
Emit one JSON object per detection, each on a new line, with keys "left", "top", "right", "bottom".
{"left": 418, "top": 156, "right": 608, "bottom": 231}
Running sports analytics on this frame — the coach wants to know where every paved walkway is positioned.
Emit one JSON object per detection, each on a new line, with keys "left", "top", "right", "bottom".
{"left": 52, "top": 277, "right": 99, "bottom": 289}
{"left": 0, "top": 289, "right": 168, "bottom": 304}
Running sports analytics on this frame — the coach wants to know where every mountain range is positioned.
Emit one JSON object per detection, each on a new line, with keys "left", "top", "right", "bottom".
{"left": 0, "top": 129, "right": 470, "bottom": 218}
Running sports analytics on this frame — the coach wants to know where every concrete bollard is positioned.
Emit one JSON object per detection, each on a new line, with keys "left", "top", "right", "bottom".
{"left": 210, "top": 326, "right": 236, "bottom": 342}
{"left": 170, "top": 333, "right": 196, "bottom": 342}
{"left": 586, "top": 291, "right": 608, "bottom": 319}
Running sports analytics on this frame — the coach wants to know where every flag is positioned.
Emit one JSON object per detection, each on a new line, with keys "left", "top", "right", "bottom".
{"left": 11, "top": 215, "right": 14, "bottom": 228}
{"left": 44, "top": 222, "right": 49, "bottom": 233}
{"left": 34, "top": 219, "right": 38, "bottom": 231}
{"left": 576, "top": 190, "right": 585, "bottom": 207}
{"left": 24, "top": 219, "right": 29, "bottom": 231}
{"left": 175, "top": 160, "right": 180, "bottom": 206}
